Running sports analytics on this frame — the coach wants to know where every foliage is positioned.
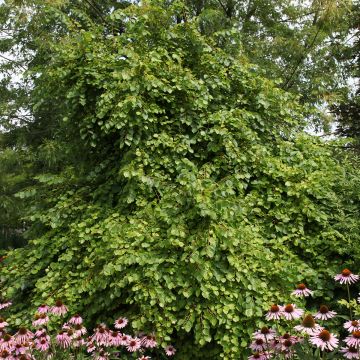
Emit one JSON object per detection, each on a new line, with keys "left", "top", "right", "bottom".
{"left": 0, "top": 2, "right": 360, "bottom": 359}
{"left": 333, "top": 1, "right": 360, "bottom": 150}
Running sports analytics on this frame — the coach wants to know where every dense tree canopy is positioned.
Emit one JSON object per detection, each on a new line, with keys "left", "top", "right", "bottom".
{"left": 1, "top": 1, "right": 360, "bottom": 359}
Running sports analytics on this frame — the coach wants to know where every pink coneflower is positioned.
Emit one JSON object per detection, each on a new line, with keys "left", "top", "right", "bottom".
{"left": 141, "top": 334, "right": 157, "bottom": 348}
{"left": 0, "top": 303, "right": 11, "bottom": 310}
{"left": 14, "top": 327, "right": 34, "bottom": 344}
{"left": 0, "top": 350, "right": 11, "bottom": 359}
{"left": 108, "top": 331, "right": 122, "bottom": 346}
{"left": 279, "top": 333, "right": 299, "bottom": 343}
{"left": 119, "top": 334, "right": 130, "bottom": 346}
{"left": 281, "top": 338, "right": 296, "bottom": 354}
{"left": 114, "top": 317, "right": 128, "bottom": 329}
{"left": 265, "top": 305, "right": 282, "bottom": 321}
{"left": 32, "top": 313, "right": 49, "bottom": 327}
{"left": 73, "top": 337, "right": 86, "bottom": 347}
{"left": 310, "top": 329, "right": 338, "bottom": 351}
{"left": 34, "top": 328, "right": 46, "bottom": 337}
{"left": 35, "top": 338, "right": 50, "bottom": 352}
{"left": 74, "top": 324, "right": 87, "bottom": 337}
{"left": 87, "top": 342, "right": 96, "bottom": 353}
{"left": 0, "top": 334, "right": 13, "bottom": 351}
{"left": 69, "top": 314, "right": 83, "bottom": 325}
{"left": 340, "top": 346, "right": 360, "bottom": 359}
{"left": 126, "top": 337, "right": 141, "bottom": 352}
{"left": 314, "top": 305, "right": 337, "bottom": 320}
{"left": 94, "top": 349, "right": 110, "bottom": 360}
{"left": 253, "top": 327, "right": 277, "bottom": 341}
{"left": 248, "top": 353, "right": 270, "bottom": 360}
{"left": 13, "top": 342, "right": 28, "bottom": 355}
{"left": 17, "top": 355, "right": 32, "bottom": 360}
{"left": 291, "top": 283, "right": 313, "bottom": 297}
{"left": 281, "top": 304, "right": 304, "bottom": 321}
{"left": 294, "top": 314, "right": 323, "bottom": 335}
{"left": 56, "top": 330, "right": 72, "bottom": 348}
{"left": 345, "top": 331, "right": 360, "bottom": 348}
{"left": 250, "top": 338, "right": 267, "bottom": 352}
{"left": 138, "top": 357, "right": 151, "bottom": 360}
{"left": 165, "top": 345, "right": 176, "bottom": 356}
{"left": 0, "top": 318, "right": 8, "bottom": 330}
{"left": 51, "top": 300, "right": 68, "bottom": 316}
{"left": 62, "top": 322, "right": 71, "bottom": 330}
{"left": 92, "top": 326, "right": 109, "bottom": 346}
{"left": 37, "top": 304, "right": 49, "bottom": 314}
{"left": 335, "top": 269, "right": 359, "bottom": 285}
{"left": 344, "top": 320, "right": 360, "bottom": 333}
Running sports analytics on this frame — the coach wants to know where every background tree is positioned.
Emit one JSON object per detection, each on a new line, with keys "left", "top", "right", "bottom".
{"left": 333, "top": 1, "right": 360, "bottom": 150}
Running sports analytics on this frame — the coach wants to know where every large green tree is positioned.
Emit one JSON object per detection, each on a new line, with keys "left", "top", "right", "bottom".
{"left": 1, "top": 2, "right": 360, "bottom": 359}
{"left": 333, "top": 1, "right": 360, "bottom": 149}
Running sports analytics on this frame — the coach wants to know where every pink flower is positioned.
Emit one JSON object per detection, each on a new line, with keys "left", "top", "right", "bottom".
{"left": 165, "top": 345, "right": 176, "bottom": 356}
{"left": 340, "top": 346, "right": 360, "bottom": 359}
{"left": 35, "top": 338, "right": 50, "bottom": 352}
{"left": 34, "top": 328, "right": 47, "bottom": 337}
{"left": 250, "top": 338, "right": 267, "bottom": 352}
{"left": 126, "top": 337, "right": 141, "bottom": 352}
{"left": 119, "top": 334, "right": 130, "bottom": 346}
{"left": 253, "top": 327, "right": 277, "bottom": 341}
{"left": 0, "top": 302, "right": 11, "bottom": 310}
{"left": 248, "top": 353, "right": 270, "bottom": 360}
{"left": 56, "top": 331, "right": 72, "bottom": 348}
{"left": 51, "top": 300, "right": 68, "bottom": 316}
{"left": 92, "top": 326, "right": 109, "bottom": 346}
{"left": 93, "top": 349, "right": 110, "bottom": 360}
{"left": 344, "top": 320, "right": 360, "bottom": 333}
{"left": 138, "top": 356, "right": 151, "bottom": 360}
{"left": 0, "top": 318, "right": 8, "bottom": 330}
{"left": 0, "top": 334, "right": 13, "bottom": 351}
{"left": 37, "top": 304, "right": 49, "bottom": 314}
{"left": 87, "top": 342, "right": 96, "bottom": 353}
{"left": 73, "top": 337, "right": 86, "bottom": 347}
{"left": 334, "top": 269, "right": 359, "bottom": 285}
{"left": 108, "top": 331, "right": 122, "bottom": 346}
{"left": 281, "top": 304, "right": 304, "bottom": 321}
{"left": 14, "top": 327, "right": 34, "bottom": 344}
{"left": 0, "top": 350, "right": 12, "bottom": 359}
{"left": 69, "top": 314, "right": 83, "bottom": 325}
{"left": 310, "top": 329, "right": 338, "bottom": 351}
{"left": 345, "top": 331, "right": 360, "bottom": 348}
{"left": 294, "top": 314, "right": 323, "bottom": 335}
{"left": 314, "top": 305, "right": 337, "bottom": 320}
{"left": 74, "top": 324, "right": 87, "bottom": 337}
{"left": 291, "top": 283, "right": 313, "bottom": 297}
{"left": 265, "top": 305, "right": 281, "bottom": 321}
{"left": 141, "top": 334, "right": 157, "bottom": 348}
{"left": 32, "top": 314, "right": 49, "bottom": 327}
{"left": 278, "top": 333, "right": 299, "bottom": 352}
{"left": 13, "top": 342, "right": 30, "bottom": 355}
{"left": 114, "top": 317, "right": 128, "bottom": 329}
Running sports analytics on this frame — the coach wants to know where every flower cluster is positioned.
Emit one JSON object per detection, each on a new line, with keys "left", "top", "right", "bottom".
{"left": 249, "top": 269, "right": 360, "bottom": 359}
{"left": 0, "top": 300, "right": 176, "bottom": 359}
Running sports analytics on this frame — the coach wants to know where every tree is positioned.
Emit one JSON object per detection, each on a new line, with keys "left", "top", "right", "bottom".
{"left": 2, "top": 3, "right": 360, "bottom": 358}
{"left": 333, "top": 1, "right": 360, "bottom": 150}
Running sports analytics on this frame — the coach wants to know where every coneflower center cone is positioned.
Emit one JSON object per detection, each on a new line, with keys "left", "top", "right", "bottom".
{"left": 302, "top": 314, "right": 316, "bottom": 328}
{"left": 319, "top": 305, "right": 329, "bottom": 314}
{"left": 318, "top": 330, "right": 331, "bottom": 342}
{"left": 342, "top": 269, "right": 352, "bottom": 277}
